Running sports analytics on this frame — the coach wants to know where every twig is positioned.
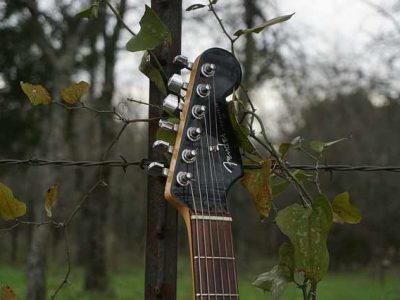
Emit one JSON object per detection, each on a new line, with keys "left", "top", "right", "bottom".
{"left": 50, "top": 226, "right": 71, "bottom": 300}
{"left": 126, "top": 97, "right": 164, "bottom": 110}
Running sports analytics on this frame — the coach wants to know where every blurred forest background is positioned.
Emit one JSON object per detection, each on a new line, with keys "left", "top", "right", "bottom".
{"left": 1, "top": 0, "right": 400, "bottom": 299}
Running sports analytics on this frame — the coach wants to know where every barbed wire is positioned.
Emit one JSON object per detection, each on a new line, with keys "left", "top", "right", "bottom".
{"left": 1, "top": 158, "right": 400, "bottom": 173}
{"left": 0, "top": 158, "right": 148, "bottom": 169}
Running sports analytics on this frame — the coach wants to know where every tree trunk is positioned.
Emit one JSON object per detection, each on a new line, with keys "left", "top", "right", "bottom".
{"left": 144, "top": 1, "right": 182, "bottom": 299}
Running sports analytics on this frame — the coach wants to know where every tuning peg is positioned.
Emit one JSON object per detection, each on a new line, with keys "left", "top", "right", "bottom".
{"left": 163, "top": 94, "right": 183, "bottom": 113}
{"left": 152, "top": 140, "right": 173, "bottom": 154}
{"left": 168, "top": 74, "right": 188, "bottom": 94}
{"left": 176, "top": 171, "right": 193, "bottom": 186}
{"left": 159, "top": 119, "right": 179, "bottom": 132}
{"left": 196, "top": 83, "right": 211, "bottom": 97}
{"left": 147, "top": 162, "right": 169, "bottom": 177}
{"left": 201, "top": 63, "right": 216, "bottom": 77}
{"left": 173, "top": 55, "right": 193, "bottom": 70}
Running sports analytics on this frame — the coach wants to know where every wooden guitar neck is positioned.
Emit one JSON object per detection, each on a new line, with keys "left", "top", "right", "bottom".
{"left": 190, "top": 213, "right": 238, "bottom": 299}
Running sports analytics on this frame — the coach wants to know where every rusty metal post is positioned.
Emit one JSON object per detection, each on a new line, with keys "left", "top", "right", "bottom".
{"left": 145, "top": 1, "right": 182, "bottom": 299}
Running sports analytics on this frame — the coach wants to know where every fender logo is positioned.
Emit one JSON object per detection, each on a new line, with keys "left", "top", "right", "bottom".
{"left": 220, "top": 134, "right": 237, "bottom": 173}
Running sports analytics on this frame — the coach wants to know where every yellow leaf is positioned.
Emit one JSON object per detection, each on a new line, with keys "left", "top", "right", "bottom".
{"left": 332, "top": 192, "right": 362, "bottom": 224}
{"left": 60, "top": 81, "right": 90, "bottom": 104}
{"left": 45, "top": 183, "right": 59, "bottom": 218}
{"left": 240, "top": 159, "right": 273, "bottom": 218}
{"left": 1, "top": 285, "right": 17, "bottom": 300}
{"left": 20, "top": 82, "right": 51, "bottom": 105}
{"left": 0, "top": 183, "right": 26, "bottom": 221}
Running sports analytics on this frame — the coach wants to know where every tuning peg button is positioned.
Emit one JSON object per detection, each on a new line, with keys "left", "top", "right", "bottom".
{"left": 187, "top": 127, "right": 201, "bottom": 141}
{"left": 173, "top": 55, "right": 193, "bottom": 70}
{"left": 163, "top": 94, "right": 183, "bottom": 113}
{"left": 147, "top": 162, "right": 169, "bottom": 177}
{"left": 192, "top": 105, "right": 206, "bottom": 119}
{"left": 152, "top": 140, "right": 173, "bottom": 154}
{"left": 176, "top": 171, "right": 193, "bottom": 186}
{"left": 168, "top": 74, "right": 188, "bottom": 94}
{"left": 159, "top": 119, "right": 179, "bottom": 132}
{"left": 201, "top": 63, "right": 216, "bottom": 77}
{"left": 196, "top": 83, "right": 211, "bottom": 97}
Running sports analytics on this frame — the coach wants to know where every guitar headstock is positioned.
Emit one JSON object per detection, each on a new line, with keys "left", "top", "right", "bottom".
{"left": 149, "top": 48, "right": 243, "bottom": 215}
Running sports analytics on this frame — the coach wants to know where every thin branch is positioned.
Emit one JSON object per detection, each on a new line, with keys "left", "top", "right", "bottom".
{"left": 105, "top": 0, "right": 136, "bottom": 37}
{"left": 50, "top": 226, "right": 71, "bottom": 300}
{"left": 126, "top": 97, "right": 164, "bottom": 110}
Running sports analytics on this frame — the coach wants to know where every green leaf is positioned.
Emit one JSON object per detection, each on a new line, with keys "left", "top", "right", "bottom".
{"left": 309, "top": 140, "right": 325, "bottom": 153}
{"left": 61, "top": 81, "right": 90, "bottom": 104}
{"left": 75, "top": 3, "right": 99, "bottom": 19}
{"left": 253, "top": 243, "right": 294, "bottom": 299}
{"left": 276, "top": 194, "right": 333, "bottom": 282}
{"left": 20, "top": 82, "right": 51, "bottom": 105}
{"left": 332, "top": 192, "right": 362, "bottom": 224}
{"left": 139, "top": 51, "right": 167, "bottom": 95}
{"left": 0, "top": 183, "right": 27, "bottom": 221}
{"left": 241, "top": 160, "right": 273, "bottom": 218}
{"left": 292, "top": 170, "right": 313, "bottom": 181}
{"left": 279, "top": 143, "right": 291, "bottom": 158}
{"left": 186, "top": 4, "right": 206, "bottom": 11}
{"left": 227, "top": 101, "right": 256, "bottom": 154}
{"left": 271, "top": 180, "right": 290, "bottom": 197}
{"left": 310, "top": 138, "right": 348, "bottom": 153}
{"left": 126, "top": 5, "right": 172, "bottom": 52}
{"left": 234, "top": 13, "right": 295, "bottom": 37}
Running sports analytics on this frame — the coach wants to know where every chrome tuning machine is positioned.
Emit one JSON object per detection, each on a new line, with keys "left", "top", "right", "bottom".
{"left": 173, "top": 55, "right": 193, "bottom": 70}
{"left": 152, "top": 140, "right": 173, "bottom": 154}
{"left": 147, "top": 162, "right": 169, "bottom": 177}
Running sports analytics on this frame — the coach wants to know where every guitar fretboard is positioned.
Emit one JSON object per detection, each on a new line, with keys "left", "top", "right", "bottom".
{"left": 190, "top": 213, "right": 238, "bottom": 300}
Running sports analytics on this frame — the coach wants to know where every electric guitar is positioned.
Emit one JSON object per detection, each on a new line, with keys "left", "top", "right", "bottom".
{"left": 148, "top": 48, "right": 243, "bottom": 299}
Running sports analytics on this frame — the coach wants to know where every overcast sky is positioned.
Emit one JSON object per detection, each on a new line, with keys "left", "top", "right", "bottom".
{"left": 114, "top": 0, "right": 396, "bottom": 128}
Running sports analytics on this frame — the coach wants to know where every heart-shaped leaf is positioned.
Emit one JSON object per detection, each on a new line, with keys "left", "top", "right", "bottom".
{"left": 20, "top": 82, "right": 51, "bottom": 105}
{"left": 61, "top": 81, "right": 90, "bottom": 104}
{"left": 227, "top": 101, "right": 256, "bottom": 154}
{"left": 234, "top": 13, "right": 294, "bottom": 37}
{"left": 75, "top": 3, "right": 99, "bottom": 19}
{"left": 332, "top": 192, "right": 361, "bottom": 224}
{"left": 126, "top": 5, "right": 172, "bottom": 52}
{"left": 139, "top": 51, "right": 167, "bottom": 95}
{"left": 276, "top": 194, "right": 333, "bottom": 282}
{"left": 241, "top": 160, "right": 273, "bottom": 218}
{"left": 253, "top": 242, "right": 294, "bottom": 299}
{"left": 1, "top": 285, "right": 17, "bottom": 300}
{"left": 45, "top": 182, "right": 59, "bottom": 218}
{"left": 0, "top": 183, "right": 27, "bottom": 221}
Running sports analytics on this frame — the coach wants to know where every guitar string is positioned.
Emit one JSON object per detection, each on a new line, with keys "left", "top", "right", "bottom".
{"left": 197, "top": 135, "right": 211, "bottom": 299}
{"left": 212, "top": 78, "right": 239, "bottom": 297}
{"left": 198, "top": 127, "right": 218, "bottom": 297}
{"left": 204, "top": 88, "right": 227, "bottom": 299}
{"left": 189, "top": 180, "right": 204, "bottom": 299}
{"left": 208, "top": 76, "right": 233, "bottom": 299}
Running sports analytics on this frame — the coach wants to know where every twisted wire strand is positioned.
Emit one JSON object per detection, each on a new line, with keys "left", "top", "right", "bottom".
{"left": 0, "top": 158, "right": 148, "bottom": 168}
{"left": 1, "top": 158, "right": 400, "bottom": 172}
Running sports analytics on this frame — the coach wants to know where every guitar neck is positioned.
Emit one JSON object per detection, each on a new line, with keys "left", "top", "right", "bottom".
{"left": 189, "top": 212, "right": 239, "bottom": 299}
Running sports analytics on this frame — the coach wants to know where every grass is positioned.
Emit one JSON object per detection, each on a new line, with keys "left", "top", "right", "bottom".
{"left": 0, "top": 260, "right": 399, "bottom": 299}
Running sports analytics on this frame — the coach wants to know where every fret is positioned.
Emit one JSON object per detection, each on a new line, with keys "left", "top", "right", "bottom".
{"left": 194, "top": 256, "right": 235, "bottom": 260}
{"left": 191, "top": 215, "right": 232, "bottom": 222}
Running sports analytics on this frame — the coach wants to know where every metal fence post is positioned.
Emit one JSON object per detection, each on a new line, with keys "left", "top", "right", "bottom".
{"left": 145, "top": 1, "right": 182, "bottom": 299}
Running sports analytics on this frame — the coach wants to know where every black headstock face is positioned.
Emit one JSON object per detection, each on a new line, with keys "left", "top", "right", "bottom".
{"left": 166, "top": 48, "right": 243, "bottom": 215}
